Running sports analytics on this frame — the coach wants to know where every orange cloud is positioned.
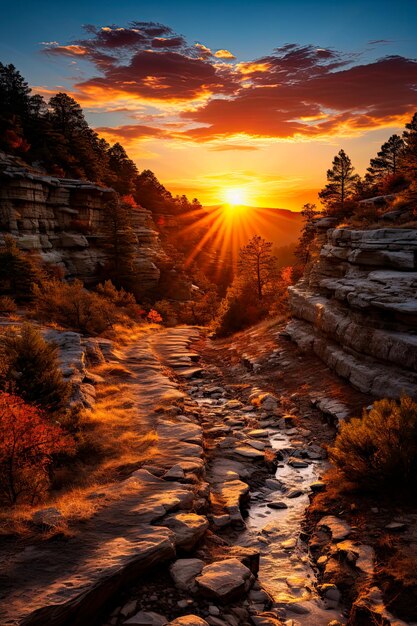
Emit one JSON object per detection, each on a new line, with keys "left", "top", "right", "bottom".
{"left": 214, "top": 49, "right": 236, "bottom": 59}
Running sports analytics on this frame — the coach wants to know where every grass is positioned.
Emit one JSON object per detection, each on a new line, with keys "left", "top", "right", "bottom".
{"left": 0, "top": 324, "right": 162, "bottom": 538}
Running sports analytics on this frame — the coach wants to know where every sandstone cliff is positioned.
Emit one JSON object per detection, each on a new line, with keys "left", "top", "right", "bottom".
{"left": 0, "top": 152, "right": 160, "bottom": 293}
{"left": 287, "top": 219, "right": 417, "bottom": 399}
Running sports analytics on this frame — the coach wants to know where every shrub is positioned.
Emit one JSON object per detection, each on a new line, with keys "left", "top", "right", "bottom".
{"left": 147, "top": 309, "right": 163, "bottom": 324}
{"left": 214, "top": 279, "right": 269, "bottom": 337}
{"left": 0, "top": 323, "right": 71, "bottom": 413}
{"left": 0, "top": 296, "right": 17, "bottom": 314}
{"left": 0, "top": 392, "right": 75, "bottom": 504}
{"left": 32, "top": 279, "right": 118, "bottom": 334}
{"left": 329, "top": 396, "right": 417, "bottom": 494}
{"left": 0, "top": 235, "right": 43, "bottom": 300}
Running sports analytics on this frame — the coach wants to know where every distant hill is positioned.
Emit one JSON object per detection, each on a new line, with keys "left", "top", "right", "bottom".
{"left": 204, "top": 205, "right": 303, "bottom": 249}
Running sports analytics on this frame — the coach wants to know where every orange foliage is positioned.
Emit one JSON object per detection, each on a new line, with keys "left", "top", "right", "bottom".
{"left": 0, "top": 393, "right": 75, "bottom": 504}
{"left": 147, "top": 309, "right": 163, "bottom": 324}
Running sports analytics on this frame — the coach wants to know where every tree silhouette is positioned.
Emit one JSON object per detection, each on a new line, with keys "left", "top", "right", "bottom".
{"left": 238, "top": 235, "right": 276, "bottom": 301}
{"left": 294, "top": 203, "right": 320, "bottom": 266}
{"left": 402, "top": 112, "right": 417, "bottom": 177}
{"left": 367, "top": 134, "right": 404, "bottom": 184}
{"left": 319, "top": 149, "right": 360, "bottom": 217}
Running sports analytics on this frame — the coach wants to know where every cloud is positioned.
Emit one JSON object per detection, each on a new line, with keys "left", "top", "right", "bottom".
{"left": 183, "top": 51, "right": 417, "bottom": 141}
{"left": 214, "top": 49, "right": 236, "bottom": 59}
{"left": 94, "top": 124, "right": 170, "bottom": 143}
{"left": 209, "top": 144, "right": 259, "bottom": 151}
{"left": 42, "top": 25, "right": 417, "bottom": 144}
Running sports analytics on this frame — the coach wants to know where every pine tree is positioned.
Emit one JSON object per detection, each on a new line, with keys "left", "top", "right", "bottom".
{"left": 294, "top": 203, "right": 320, "bottom": 266}
{"left": 319, "top": 149, "right": 360, "bottom": 217}
{"left": 401, "top": 112, "right": 417, "bottom": 179}
{"left": 107, "top": 143, "right": 138, "bottom": 195}
{"left": 238, "top": 235, "right": 276, "bottom": 301}
{"left": 367, "top": 134, "right": 404, "bottom": 185}
{"left": 0, "top": 323, "right": 71, "bottom": 414}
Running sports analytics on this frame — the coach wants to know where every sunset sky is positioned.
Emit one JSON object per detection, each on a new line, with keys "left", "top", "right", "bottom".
{"left": 1, "top": 0, "right": 417, "bottom": 210}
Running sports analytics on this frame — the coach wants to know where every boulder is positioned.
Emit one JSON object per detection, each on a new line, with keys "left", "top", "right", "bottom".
{"left": 196, "top": 558, "right": 254, "bottom": 602}
{"left": 168, "top": 617, "right": 209, "bottom": 626}
{"left": 161, "top": 513, "right": 209, "bottom": 550}
{"left": 124, "top": 611, "right": 168, "bottom": 625}
{"left": 170, "top": 558, "right": 205, "bottom": 592}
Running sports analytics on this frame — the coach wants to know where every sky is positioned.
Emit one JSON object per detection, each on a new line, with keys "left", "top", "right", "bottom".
{"left": 1, "top": 0, "right": 417, "bottom": 209}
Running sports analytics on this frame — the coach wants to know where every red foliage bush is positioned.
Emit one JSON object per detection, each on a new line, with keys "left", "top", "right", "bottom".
{"left": 0, "top": 393, "right": 75, "bottom": 504}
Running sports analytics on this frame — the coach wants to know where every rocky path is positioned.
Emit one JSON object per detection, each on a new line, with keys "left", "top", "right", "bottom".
{"left": 0, "top": 321, "right": 374, "bottom": 626}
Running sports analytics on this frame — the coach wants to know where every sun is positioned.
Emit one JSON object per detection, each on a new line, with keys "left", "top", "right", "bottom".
{"left": 222, "top": 187, "right": 247, "bottom": 206}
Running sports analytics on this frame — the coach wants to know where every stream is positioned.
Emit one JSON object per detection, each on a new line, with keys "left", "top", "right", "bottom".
{"left": 189, "top": 364, "right": 344, "bottom": 626}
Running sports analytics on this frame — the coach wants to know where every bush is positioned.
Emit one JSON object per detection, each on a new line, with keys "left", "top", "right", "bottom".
{"left": 32, "top": 279, "right": 118, "bottom": 334}
{"left": 0, "top": 323, "right": 71, "bottom": 413}
{"left": 214, "top": 279, "right": 269, "bottom": 337}
{"left": 0, "top": 296, "right": 17, "bottom": 314}
{"left": 329, "top": 396, "right": 417, "bottom": 494}
{"left": 0, "top": 235, "right": 43, "bottom": 300}
{"left": 0, "top": 392, "right": 75, "bottom": 504}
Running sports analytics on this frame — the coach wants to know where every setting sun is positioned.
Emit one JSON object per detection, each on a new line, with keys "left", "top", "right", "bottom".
{"left": 222, "top": 187, "right": 248, "bottom": 206}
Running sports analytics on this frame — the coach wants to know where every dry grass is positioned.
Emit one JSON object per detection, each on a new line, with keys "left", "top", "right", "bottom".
{"left": 0, "top": 327, "right": 162, "bottom": 537}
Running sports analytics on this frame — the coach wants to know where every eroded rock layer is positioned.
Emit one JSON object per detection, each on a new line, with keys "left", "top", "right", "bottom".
{"left": 0, "top": 152, "right": 160, "bottom": 292}
{"left": 288, "top": 222, "right": 417, "bottom": 399}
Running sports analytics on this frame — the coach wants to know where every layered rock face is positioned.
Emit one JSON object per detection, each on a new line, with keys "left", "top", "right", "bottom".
{"left": 287, "top": 221, "right": 417, "bottom": 399}
{"left": 0, "top": 153, "right": 160, "bottom": 293}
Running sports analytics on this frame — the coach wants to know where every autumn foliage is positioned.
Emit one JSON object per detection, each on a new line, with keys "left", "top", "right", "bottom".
{"left": 0, "top": 393, "right": 75, "bottom": 504}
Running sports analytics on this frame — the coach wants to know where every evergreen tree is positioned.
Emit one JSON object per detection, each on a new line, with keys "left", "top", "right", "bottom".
{"left": 0, "top": 323, "right": 71, "bottom": 414}
{"left": 319, "top": 149, "right": 360, "bottom": 217}
{"left": 238, "top": 235, "right": 276, "bottom": 301}
{"left": 107, "top": 143, "right": 138, "bottom": 195}
{"left": 402, "top": 112, "right": 417, "bottom": 179}
{"left": 367, "top": 134, "right": 404, "bottom": 185}
{"left": 294, "top": 203, "right": 320, "bottom": 266}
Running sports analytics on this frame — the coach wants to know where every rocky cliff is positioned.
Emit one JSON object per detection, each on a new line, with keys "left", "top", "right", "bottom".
{"left": 287, "top": 219, "right": 417, "bottom": 399}
{"left": 0, "top": 152, "right": 160, "bottom": 293}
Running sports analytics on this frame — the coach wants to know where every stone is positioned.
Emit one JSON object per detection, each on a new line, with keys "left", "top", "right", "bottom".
{"left": 234, "top": 446, "right": 265, "bottom": 459}
{"left": 120, "top": 601, "right": 138, "bottom": 618}
{"left": 287, "top": 458, "right": 309, "bottom": 468}
{"left": 168, "top": 618, "right": 209, "bottom": 626}
{"left": 31, "top": 507, "right": 63, "bottom": 528}
{"left": 124, "top": 611, "right": 168, "bottom": 625}
{"left": 161, "top": 513, "right": 209, "bottom": 551}
{"left": 164, "top": 465, "right": 185, "bottom": 481}
{"left": 267, "top": 501, "right": 288, "bottom": 509}
{"left": 196, "top": 558, "right": 254, "bottom": 602}
{"left": 318, "top": 516, "right": 351, "bottom": 541}
{"left": 170, "top": 558, "right": 204, "bottom": 592}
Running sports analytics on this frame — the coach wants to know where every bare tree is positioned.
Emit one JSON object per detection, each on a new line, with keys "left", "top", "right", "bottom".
{"left": 238, "top": 235, "right": 276, "bottom": 300}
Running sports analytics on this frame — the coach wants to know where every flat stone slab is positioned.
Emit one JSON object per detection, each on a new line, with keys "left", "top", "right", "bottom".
{"left": 168, "top": 617, "right": 209, "bottom": 626}
{"left": 196, "top": 558, "right": 254, "bottom": 602}
{"left": 160, "top": 513, "right": 209, "bottom": 551}
{"left": 170, "top": 558, "right": 205, "bottom": 592}
{"left": 318, "top": 515, "right": 352, "bottom": 542}
{"left": 0, "top": 527, "right": 175, "bottom": 626}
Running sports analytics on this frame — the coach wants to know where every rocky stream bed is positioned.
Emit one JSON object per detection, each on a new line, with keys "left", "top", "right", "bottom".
{"left": 1, "top": 321, "right": 414, "bottom": 626}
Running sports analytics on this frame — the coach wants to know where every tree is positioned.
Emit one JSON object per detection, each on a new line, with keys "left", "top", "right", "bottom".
{"left": 0, "top": 323, "right": 71, "bottom": 414}
{"left": 294, "top": 203, "right": 320, "bottom": 266}
{"left": 367, "top": 134, "right": 405, "bottom": 185}
{"left": 319, "top": 149, "right": 360, "bottom": 217}
{"left": 402, "top": 112, "right": 417, "bottom": 178}
{"left": 238, "top": 235, "right": 276, "bottom": 301}
{"left": 0, "top": 392, "right": 74, "bottom": 504}
{"left": 107, "top": 143, "right": 138, "bottom": 195}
